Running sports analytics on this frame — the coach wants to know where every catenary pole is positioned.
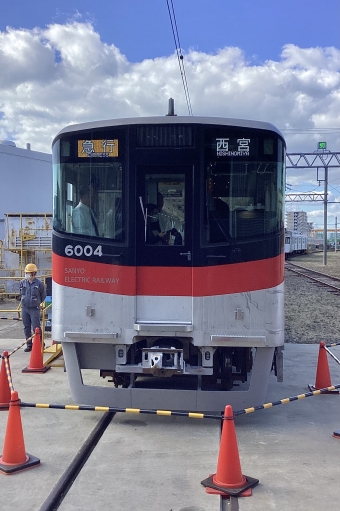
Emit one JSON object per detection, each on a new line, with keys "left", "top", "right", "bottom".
{"left": 323, "top": 166, "right": 328, "bottom": 265}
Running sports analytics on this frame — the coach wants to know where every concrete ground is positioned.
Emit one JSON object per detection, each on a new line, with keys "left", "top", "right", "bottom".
{"left": 0, "top": 337, "right": 340, "bottom": 511}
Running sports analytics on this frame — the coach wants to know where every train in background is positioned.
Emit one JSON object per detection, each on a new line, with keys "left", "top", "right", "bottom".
{"left": 285, "top": 230, "right": 308, "bottom": 258}
{"left": 52, "top": 109, "right": 286, "bottom": 412}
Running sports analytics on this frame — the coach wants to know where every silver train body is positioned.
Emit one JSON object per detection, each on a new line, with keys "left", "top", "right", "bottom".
{"left": 285, "top": 230, "right": 308, "bottom": 258}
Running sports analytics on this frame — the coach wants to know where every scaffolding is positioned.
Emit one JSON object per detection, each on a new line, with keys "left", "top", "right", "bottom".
{"left": 0, "top": 240, "right": 4, "bottom": 269}
{"left": 0, "top": 213, "right": 52, "bottom": 297}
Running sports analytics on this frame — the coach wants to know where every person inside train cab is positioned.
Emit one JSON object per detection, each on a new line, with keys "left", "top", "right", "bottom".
{"left": 72, "top": 183, "right": 99, "bottom": 236}
{"left": 146, "top": 203, "right": 169, "bottom": 245}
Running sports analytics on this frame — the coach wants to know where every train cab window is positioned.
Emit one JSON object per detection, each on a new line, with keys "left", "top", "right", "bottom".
{"left": 53, "top": 142, "right": 124, "bottom": 241}
{"left": 203, "top": 129, "right": 285, "bottom": 245}
{"left": 142, "top": 174, "right": 185, "bottom": 246}
{"left": 204, "top": 161, "right": 283, "bottom": 244}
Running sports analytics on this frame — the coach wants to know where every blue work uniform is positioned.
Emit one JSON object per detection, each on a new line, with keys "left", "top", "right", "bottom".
{"left": 20, "top": 277, "right": 46, "bottom": 347}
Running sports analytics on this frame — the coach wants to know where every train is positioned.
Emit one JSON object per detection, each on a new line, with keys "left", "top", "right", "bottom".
{"left": 284, "top": 230, "right": 308, "bottom": 258}
{"left": 52, "top": 108, "right": 286, "bottom": 412}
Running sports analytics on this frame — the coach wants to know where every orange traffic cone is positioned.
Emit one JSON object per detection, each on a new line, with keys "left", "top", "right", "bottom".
{"left": 309, "top": 342, "right": 338, "bottom": 393}
{"left": 0, "top": 352, "right": 11, "bottom": 410}
{"left": 201, "top": 405, "right": 259, "bottom": 497}
{"left": 333, "top": 429, "right": 340, "bottom": 439}
{"left": 22, "top": 327, "right": 50, "bottom": 374}
{"left": 0, "top": 390, "right": 40, "bottom": 474}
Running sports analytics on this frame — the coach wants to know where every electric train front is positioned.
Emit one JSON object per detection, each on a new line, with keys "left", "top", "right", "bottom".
{"left": 52, "top": 115, "right": 285, "bottom": 411}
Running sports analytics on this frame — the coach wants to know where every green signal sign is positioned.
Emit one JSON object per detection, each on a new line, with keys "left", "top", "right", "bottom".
{"left": 318, "top": 142, "right": 327, "bottom": 150}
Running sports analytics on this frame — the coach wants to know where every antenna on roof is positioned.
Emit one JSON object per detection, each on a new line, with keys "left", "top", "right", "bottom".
{"left": 166, "top": 98, "right": 177, "bottom": 116}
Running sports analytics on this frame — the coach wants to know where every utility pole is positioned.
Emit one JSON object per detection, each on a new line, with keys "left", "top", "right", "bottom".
{"left": 323, "top": 165, "right": 328, "bottom": 265}
{"left": 335, "top": 217, "right": 338, "bottom": 253}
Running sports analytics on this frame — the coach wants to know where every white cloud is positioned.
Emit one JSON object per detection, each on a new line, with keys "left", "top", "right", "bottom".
{"left": 0, "top": 22, "right": 338, "bottom": 150}
{"left": 0, "top": 21, "right": 339, "bottom": 229}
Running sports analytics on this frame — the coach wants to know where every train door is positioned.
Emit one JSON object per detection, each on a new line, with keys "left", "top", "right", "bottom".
{"left": 135, "top": 165, "right": 193, "bottom": 326}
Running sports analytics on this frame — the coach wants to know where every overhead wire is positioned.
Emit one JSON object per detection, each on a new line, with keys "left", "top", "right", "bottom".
{"left": 166, "top": 0, "right": 193, "bottom": 116}
{"left": 281, "top": 128, "right": 340, "bottom": 134}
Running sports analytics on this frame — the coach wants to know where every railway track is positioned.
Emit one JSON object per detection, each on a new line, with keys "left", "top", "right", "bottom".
{"left": 285, "top": 262, "right": 340, "bottom": 294}
{"left": 38, "top": 410, "right": 222, "bottom": 511}
{"left": 40, "top": 412, "right": 115, "bottom": 511}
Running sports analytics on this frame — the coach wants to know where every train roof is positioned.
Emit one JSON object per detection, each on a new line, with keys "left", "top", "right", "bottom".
{"left": 53, "top": 116, "right": 284, "bottom": 145}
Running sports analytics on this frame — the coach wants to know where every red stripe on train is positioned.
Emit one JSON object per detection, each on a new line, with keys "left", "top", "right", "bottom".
{"left": 53, "top": 253, "right": 284, "bottom": 297}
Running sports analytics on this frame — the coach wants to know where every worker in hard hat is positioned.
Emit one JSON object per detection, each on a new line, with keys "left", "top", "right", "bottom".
{"left": 19, "top": 264, "right": 46, "bottom": 352}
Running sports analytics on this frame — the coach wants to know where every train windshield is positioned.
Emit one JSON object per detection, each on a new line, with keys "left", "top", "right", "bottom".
{"left": 52, "top": 124, "right": 285, "bottom": 253}
{"left": 141, "top": 173, "right": 185, "bottom": 246}
{"left": 203, "top": 131, "right": 284, "bottom": 244}
{"left": 53, "top": 138, "right": 124, "bottom": 241}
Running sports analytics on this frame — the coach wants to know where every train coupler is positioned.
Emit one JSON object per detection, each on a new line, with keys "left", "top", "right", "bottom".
{"left": 142, "top": 347, "right": 184, "bottom": 377}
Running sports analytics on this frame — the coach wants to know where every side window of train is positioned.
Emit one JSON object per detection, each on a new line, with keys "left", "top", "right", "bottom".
{"left": 143, "top": 174, "right": 185, "bottom": 246}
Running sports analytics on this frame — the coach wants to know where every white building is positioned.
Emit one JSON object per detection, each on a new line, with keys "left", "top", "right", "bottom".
{"left": 0, "top": 140, "right": 52, "bottom": 240}
{"left": 286, "top": 211, "right": 310, "bottom": 234}
{"left": 0, "top": 141, "right": 52, "bottom": 293}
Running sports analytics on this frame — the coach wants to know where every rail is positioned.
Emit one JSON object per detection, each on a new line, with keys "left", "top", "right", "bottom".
{"left": 285, "top": 262, "right": 340, "bottom": 293}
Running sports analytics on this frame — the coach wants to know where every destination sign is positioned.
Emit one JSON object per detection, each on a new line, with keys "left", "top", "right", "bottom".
{"left": 216, "top": 137, "right": 251, "bottom": 157}
{"left": 78, "top": 139, "right": 119, "bottom": 158}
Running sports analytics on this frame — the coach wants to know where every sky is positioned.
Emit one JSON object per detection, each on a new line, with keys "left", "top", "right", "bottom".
{"left": 0, "top": 0, "right": 339, "bottom": 230}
